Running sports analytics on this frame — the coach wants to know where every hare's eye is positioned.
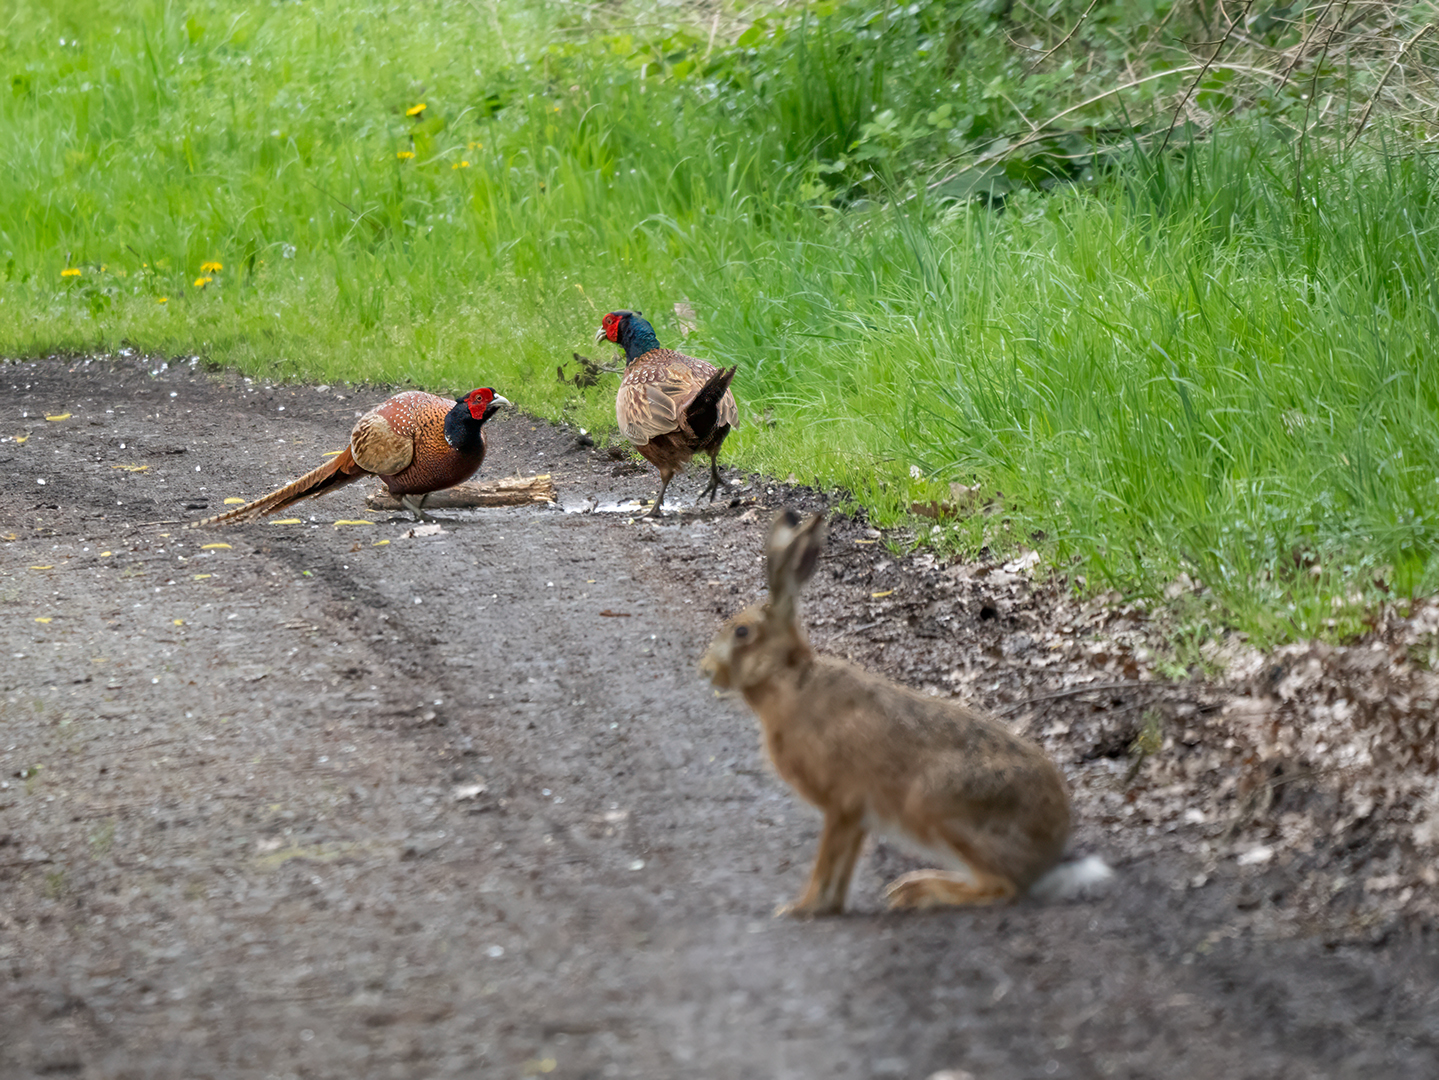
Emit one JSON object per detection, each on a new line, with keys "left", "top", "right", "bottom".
{"left": 734, "top": 625, "right": 750, "bottom": 639}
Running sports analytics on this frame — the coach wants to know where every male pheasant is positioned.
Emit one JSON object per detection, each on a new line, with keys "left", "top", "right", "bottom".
{"left": 192, "top": 387, "right": 510, "bottom": 526}
{"left": 597, "top": 310, "right": 738, "bottom": 517}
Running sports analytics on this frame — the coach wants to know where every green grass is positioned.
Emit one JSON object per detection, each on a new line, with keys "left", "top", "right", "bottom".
{"left": 4, "top": 0, "right": 1439, "bottom": 645}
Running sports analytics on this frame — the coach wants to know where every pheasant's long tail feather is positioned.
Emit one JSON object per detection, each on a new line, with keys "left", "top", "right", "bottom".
{"left": 189, "top": 450, "right": 366, "bottom": 528}
{"left": 684, "top": 365, "right": 737, "bottom": 443}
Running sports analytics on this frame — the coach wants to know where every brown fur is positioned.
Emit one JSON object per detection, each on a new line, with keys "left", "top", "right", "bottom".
{"left": 702, "top": 510, "right": 1073, "bottom": 916}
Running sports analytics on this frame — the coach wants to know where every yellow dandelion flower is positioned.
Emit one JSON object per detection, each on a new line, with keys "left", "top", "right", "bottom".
{"left": 200, "top": 260, "right": 222, "bottom": 273}
{"left": 396, "top": 150, "right": 415, "bottom": 160}
{"left": 158, "top": 296, "right": 169, "bottom": 303}
{"left": 406, "top": 102, "right": 426, "bottom": 117}
{"left": 194, "top": 276, "right": 212, "bottom": 288}
{"left": 453, "top": 160, "right": 470, "bottom": 170}
{"left": 61, "top": 267, "right": 81, "bottom": 278}
{"left": 468, "top": 141, "right": 483, "bottom": 150}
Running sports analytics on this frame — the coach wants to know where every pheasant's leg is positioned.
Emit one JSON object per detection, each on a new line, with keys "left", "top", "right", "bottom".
{"left": 883, "top": 868, "right": 1017, "bottom": 910}
{"left": 699, "top": 452, "right": 724, "bottom": 503}
{"left": 778, "top": 810, "right": 867, "bottom": 917}
{"left": 645, "top": 471, "right": 674, "bottom": 518}
{"left": 400, "top": 493, "right": 430, "bottom": 522}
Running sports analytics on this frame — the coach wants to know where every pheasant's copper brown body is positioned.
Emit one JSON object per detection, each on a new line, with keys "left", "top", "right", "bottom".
{"left": 192, "top": 387, "right": 509, "bottom": 527}
{"left": 598, "top": 310, "right": 738, "bottom": 516}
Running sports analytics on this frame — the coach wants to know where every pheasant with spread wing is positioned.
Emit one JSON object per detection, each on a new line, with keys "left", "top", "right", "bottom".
{"left": 597, "top": 309, "right": 738, "bottom": 517}
{"left": 192, "top": 387, "right": 510, "bottom": 526}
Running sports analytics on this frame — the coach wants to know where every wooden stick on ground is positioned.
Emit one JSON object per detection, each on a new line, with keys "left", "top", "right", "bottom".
{"left": 366, "top": 474, "right": 557, "bottom": 511}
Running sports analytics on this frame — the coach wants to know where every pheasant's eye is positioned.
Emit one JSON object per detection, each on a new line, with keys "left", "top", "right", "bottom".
{"left": 734, "top": 625, "right": 750, "bottom": 639}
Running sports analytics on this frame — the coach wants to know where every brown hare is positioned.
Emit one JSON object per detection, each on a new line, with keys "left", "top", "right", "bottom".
{"left": 702, "top": 509, "right": 1113, "bottom": 915}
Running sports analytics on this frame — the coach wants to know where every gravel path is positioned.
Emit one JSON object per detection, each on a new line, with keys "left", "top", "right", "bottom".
{"left": 2, "top": 354, "right": 1436, "bottom": 1079}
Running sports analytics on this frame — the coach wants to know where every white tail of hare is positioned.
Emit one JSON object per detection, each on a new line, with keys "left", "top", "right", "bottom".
{"left": 702, "top": 509, "right": 1112, "bottom": 915}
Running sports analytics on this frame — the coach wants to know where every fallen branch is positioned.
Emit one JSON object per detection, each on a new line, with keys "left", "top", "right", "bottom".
{"left": 366, "top": 474, "right": 557, "bottom": 511}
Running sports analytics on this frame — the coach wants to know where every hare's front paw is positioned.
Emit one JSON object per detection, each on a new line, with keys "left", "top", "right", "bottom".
{"left": 774, "top": 897, "right": 844, "bottom": 918}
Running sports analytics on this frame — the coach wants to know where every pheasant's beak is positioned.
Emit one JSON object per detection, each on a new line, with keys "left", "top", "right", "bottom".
{"left": 491, "top": 394, "right": 512, "bottom": 408}
{"left": 594, "top": 327, "right": 608, "bottom": 344}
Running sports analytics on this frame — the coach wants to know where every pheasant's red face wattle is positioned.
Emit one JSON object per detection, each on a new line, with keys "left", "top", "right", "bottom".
{"left": 464, "top": 387, "right": 495, "bottom": 419}
{"left": 602, "top": 312, "right": 622, "bottom": 343}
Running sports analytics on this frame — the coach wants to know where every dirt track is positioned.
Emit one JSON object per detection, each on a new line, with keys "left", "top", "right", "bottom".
{"left": 2, "top": 354, "right": 1437, "bottom": 1079}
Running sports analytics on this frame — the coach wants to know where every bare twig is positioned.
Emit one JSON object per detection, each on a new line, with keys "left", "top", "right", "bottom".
{"left": 1222, "top": 762, "right": 1356, "bottom": 840}
{"left": 996, "top": 87, "right": 1042, "bottom": 134}
{"left": 303, "top": 178, "right": 359, "bottom": 218}
{"left": 559, "top": 352, "right": 622, "bottom": 388}
{"left": 995, "top": 680, "right": 1163, "bottom": 716}
{"left": 925, "top": 61, "right": 1286, "bottom": 193}
{"left": 1160, "top": 0, "right": 1256, "bottom": 154}
{"left": 1131, "top": 0, "right": 1186, "bottom": 67}
{"left": 1295, "top": 0, "right": 1351, "bottom": 204}
{"left": 703, "top": 11, "right": 721, "bottom": 61}
{"left": 1027, "top": 0, "right": 1102, "bottom": 71}
{"left": 1347, "top": 22, "right": 1434, "bottom": 148}
{"left": 1277, "top": 0, "right": 1342, "bottom": 92}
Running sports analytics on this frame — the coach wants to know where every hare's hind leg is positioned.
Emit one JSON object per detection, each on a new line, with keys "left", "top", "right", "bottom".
{"left": 883, "top": 868, "right": 1017, "bottom": 910}
{"left": 778, "top": 809, "right": 867, "bottom": 917}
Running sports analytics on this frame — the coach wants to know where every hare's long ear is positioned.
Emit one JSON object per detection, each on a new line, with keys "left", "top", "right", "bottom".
{"left": 766, "top": 509, "right": 827, "bottom": 624}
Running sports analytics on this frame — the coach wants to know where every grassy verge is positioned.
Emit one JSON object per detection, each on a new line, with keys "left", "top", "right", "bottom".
{"left": 4, "top": 0, "right": 1439, "bottom": 646}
